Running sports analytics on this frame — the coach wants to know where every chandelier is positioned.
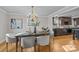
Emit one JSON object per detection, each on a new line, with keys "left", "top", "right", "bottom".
{"left": 28, "top": 6, "right": 40, "bottom": 26}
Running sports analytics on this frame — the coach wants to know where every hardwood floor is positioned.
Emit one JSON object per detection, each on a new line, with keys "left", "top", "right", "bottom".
{"left": 53, "top": 35, "right": 79, "bottom": 52}
{"left": 0, "top": 35, "right": 79, "bottom": 52}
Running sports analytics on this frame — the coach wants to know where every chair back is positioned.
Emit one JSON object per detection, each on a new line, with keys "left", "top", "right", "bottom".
{"left": 37, "top": 36, "right": 49, "bottom": 45}
{"left": 21, "top": 37, "right": 35, "bottom": 48}
{"left": 6, "top": 33, "right": 16, "bottom": 43}
{"left": 75, "top": 30, "right": 79, "bottom": 39}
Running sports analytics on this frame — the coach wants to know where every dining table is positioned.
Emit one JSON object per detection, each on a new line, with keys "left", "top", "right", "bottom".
{"left": 15, "top": 31, "right": 50, "bottom": 52}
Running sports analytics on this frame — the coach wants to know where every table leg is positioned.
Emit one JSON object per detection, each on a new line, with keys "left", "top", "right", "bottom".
{"left": 52, "top": 37, "right": 54, "bottom": 52}
{"left": 38, "top": 45, "right": 40, "bottom": 52}
{"left": 6, "top": 42, "right": 8, "bottom": 52}
{"left": 18, "top": 37, "right": 21, "bottom": 52}
{"left": 34, "top": 38, "right": 37, "bottom": 52}
{"left": 16, "top": 37, "right": 19, "bottom": 52}
{"left": 34, "top": 45, "right": 36, "bottom": 52}
{"left": 49, "top": 37, "right": 51, "bottom": 52}
{"left": 49, "top": 36, "right": 52, "bottom": 52}
{"left": 73, "top": 30, "right": 75, "bottom": 40}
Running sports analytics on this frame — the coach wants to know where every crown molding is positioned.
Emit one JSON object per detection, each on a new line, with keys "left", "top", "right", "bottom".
{"left": 72, "top": 16, "right": 79, "bottom": 18}
{"left": 0, "top": 8, "right": 7, "bottom": 14}
{"left": 48, "top": 6, "right": 79, "bottom": 17}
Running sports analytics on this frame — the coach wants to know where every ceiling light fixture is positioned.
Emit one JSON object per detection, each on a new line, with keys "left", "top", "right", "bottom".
{"left": 28, "top": 6, "right": 40, "bottom": 33}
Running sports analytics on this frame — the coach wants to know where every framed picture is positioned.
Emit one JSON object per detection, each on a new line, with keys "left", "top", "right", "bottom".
{"left": 10, "top": 18, "right": 23, "bottom": 29}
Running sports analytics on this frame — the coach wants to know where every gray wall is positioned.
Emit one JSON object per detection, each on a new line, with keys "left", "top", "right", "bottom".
{"left": 0, "top": 9, "right": 8, "bottom": 41}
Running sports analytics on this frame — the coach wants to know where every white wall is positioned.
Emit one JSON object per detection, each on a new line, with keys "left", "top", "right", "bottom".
{"left": 38, "top": 17, "right": 49, "bottom": 28}
{"left": 8, "top": 14, "right": 49, "bottom": 33}
{"left": 48, "top": 17, "right": 53, "bottom": 30}
{"left": 0, "top": 10, "right": 8, "bottom": 41}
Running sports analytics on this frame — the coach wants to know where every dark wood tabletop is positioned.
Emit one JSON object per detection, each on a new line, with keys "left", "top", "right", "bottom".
{"left": 16, "top": 32, "right": 49, "bottom": 37}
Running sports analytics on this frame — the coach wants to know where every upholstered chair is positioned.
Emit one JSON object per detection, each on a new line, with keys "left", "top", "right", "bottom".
{"left": 5, "top": 33, "right": 16, "bottom": 52}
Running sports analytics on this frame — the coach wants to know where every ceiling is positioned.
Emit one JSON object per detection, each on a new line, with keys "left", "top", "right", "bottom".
{"left": 60, "top": 7, "right": 79, "bottom": 17}
{"left": 0, "top": 6, "right": 65, "bottom": 16}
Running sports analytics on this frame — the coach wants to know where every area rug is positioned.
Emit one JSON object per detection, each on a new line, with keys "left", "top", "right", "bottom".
{"left": 62, "top": 45, "right": 77, "bottom": 52}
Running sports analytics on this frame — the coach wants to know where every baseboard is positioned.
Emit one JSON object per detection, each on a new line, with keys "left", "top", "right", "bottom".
{"left": 0, "top": 39, "right": 5, "bottom": 44}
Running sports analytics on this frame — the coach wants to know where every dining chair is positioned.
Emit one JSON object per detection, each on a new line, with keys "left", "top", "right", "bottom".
{"left": 36, "top": 28, "right": 54, "bottom": 52}
{"left": 37, "top": 35, "right": 50, "bottom": 52}
{"left": 5, "top": 33, "right": 16, "bottom": 52}
{"left": 21, "top": 37, "right": 35, "bottom": 52}
{"left": 75, "top": 30, "right": 79, "bottom": 39}
{"left": 49, "top": 29, "right": 54, "bottom": 36}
